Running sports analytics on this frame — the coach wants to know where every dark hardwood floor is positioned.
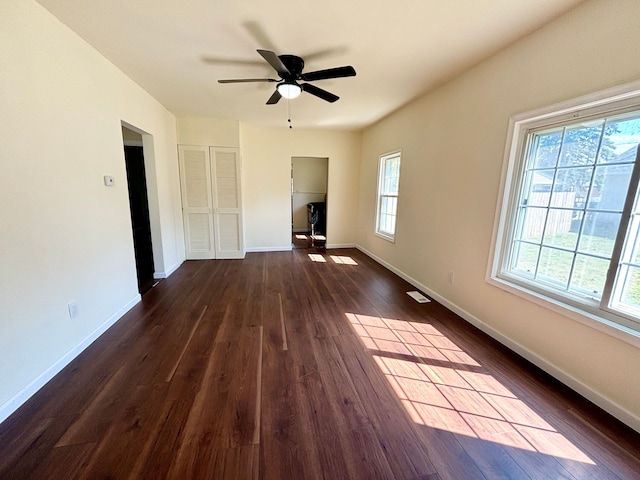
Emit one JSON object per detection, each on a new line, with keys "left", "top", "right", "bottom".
{"left": 1, "top": 248, "right": 639, "bottom": 479}
{"left": 292, "top": 232, "right": 326, "bottom": 249}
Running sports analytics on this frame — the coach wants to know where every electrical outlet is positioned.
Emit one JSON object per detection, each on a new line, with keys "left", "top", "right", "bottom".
{"left": 68, "top": 301, "right": 79, "bottom": 319}
{"left": 447, "top": 271, "right": 455, "bottom": 284}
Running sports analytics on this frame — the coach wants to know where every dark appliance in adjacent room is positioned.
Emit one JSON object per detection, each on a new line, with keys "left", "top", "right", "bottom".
{"left": 307, "top": 202, "right": 326, "bottom": 247}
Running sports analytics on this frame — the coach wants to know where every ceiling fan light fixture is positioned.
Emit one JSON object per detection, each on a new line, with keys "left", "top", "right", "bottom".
{"left": 277, "top": 82, "right": 301, "bottom": 99}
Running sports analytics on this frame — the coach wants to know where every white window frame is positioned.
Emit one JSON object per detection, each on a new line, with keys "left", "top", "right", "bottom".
{"left": 375, "top": 151, "right": 402, "bottom": 242}
{"left": 488, "top": 80, "right": 640, "bottom": 345}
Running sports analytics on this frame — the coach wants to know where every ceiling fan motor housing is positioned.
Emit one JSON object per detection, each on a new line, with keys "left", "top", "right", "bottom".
{"left": 279, "top": 54, "right": 305, "bottom": 80}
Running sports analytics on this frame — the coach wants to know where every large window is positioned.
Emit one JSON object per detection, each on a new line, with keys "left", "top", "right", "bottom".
{"left": 376, "top": 151, "right": 401, "bottom": 241}
{"left": 491, "top": 83, "right": 640, "bottom": 334}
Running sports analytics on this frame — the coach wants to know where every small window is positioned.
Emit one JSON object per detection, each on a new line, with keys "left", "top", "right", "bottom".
{"left": 376, "top": 151, "right": 401, "bottom": 241}
{"left": 490, "top": 82, "right": 640, "bottom": 335}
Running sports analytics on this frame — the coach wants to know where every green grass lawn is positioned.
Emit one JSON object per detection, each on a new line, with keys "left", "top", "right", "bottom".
{"left": 514, "top": 232, "right": 640, "bottom": 307}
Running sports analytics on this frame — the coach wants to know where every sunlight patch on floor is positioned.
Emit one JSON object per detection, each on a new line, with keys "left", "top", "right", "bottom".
{"left": 345, "top": 312, "right": 596, "bottom": 465}
{"left": 330, "top": 255, "right": 358, "bottom": 265}
{"left": 307, "top": 253, "right": 358, "bottom": 265}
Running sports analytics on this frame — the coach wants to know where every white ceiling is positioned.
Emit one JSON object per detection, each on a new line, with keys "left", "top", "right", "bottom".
{"left": 37, "top": 0, "right": 585, "bottom": 130}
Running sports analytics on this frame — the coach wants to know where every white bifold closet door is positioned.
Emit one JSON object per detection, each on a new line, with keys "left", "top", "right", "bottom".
{"left": 178, "top": 145, "right": 244, "bottom": 259}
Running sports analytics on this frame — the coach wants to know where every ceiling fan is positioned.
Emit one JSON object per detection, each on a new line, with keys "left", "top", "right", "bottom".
{"left": 218, "top": 49, "right": 356, "bottom": 104}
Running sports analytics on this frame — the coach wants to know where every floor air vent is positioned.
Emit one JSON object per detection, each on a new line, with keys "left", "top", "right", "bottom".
{"left": 406, "top": 291, "right": 430, "bottom": 303}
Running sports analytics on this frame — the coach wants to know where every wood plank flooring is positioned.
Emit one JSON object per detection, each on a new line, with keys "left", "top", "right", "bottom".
{"left": 1, "top": 248, "right": 639, "bottom": 479}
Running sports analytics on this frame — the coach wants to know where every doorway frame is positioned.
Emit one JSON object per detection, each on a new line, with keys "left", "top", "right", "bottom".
{"left": 121, "top": 121, "right": 164, "bottom": 280}
{"left": 291, "top": 156, "right": 329, "bottom": 246}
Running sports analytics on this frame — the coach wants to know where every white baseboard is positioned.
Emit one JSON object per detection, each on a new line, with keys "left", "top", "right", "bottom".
{"left": 247, "top": 243, "right": 355, "bottom": 251}
{"left": 246, "top": 246, "right": 293, "bottom": 252}
{"left": 154, "top": 260, "right": 182, "bottom": 279}
{"left": 356, "top": 244, "right": 640, "bottom": 434}
{"left": 326, "top": 243, "right": 356, "bottom": 249}
{"left": 0, "top": 294, "right": 141, "bottom": 424}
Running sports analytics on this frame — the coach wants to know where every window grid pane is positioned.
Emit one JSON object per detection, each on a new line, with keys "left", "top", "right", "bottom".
{"left": 382, "top": 157, "right": 400, "bottom": 195}
{"left": 493, "top": 86, "right": 640, "bottom": 331}
{"left": 376, "top": 153, "right": 401, "bottom": 239}
{"left": 611, "top": 191, "right": 640, "bottom": 315}
{"left": 509, "top": 116, "right": 640, "bottom": 302}
{"left": 379, "top": 195, "right": 398, "bottom": 235}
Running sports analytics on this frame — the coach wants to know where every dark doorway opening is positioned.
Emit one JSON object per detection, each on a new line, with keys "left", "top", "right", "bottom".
{"left": 124, "top": 144, "right": 155, "bottom": 294}
{"left": 291, "top": 156, "right": 328, "bottom": 249}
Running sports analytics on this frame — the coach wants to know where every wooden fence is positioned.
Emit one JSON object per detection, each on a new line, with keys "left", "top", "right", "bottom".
{"left": 523, "top": 191, "right": 576, "bottom": 238}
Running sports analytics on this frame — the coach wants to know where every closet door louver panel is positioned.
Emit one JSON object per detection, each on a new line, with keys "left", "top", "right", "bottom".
{"left": 178, "top": 145, "right": 216, "bottom": 259}
{"left": 214, "top": 151, "right": 239, "bottom": 208}
{"left": 211, "top": 147, "right": 244, "bottom": 259}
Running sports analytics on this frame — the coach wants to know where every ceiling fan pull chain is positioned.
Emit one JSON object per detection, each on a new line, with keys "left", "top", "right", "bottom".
{"left": 288, "top": 98, "right": 293, "bottom": 129}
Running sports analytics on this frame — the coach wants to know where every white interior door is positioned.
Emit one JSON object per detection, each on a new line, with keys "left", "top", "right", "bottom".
{"left": 210, "top": 147, "right": 244, "bottom": 259}
{"left": 178, "top": 145, "right": 215, "bottom": 259}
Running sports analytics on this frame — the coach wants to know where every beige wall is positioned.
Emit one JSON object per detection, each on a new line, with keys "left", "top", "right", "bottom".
{"left": 357, "top": 0, "right": 640, "bottom": 430}
{"left": 0, "top": 0, "right": 183, "bottom": 420}
{"left": 176, "top": 117, "right": 240, "bottom": 147}
{"left": 240, "top": 124, "right": 361, "bottom": 250}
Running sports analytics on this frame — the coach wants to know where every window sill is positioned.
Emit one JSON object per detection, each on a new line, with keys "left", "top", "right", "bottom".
{"left": 374, "top": 231, "right": 396, "bottom": 243}
{"left": 486, "top": 275, "right": 640, "bottom": 349}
